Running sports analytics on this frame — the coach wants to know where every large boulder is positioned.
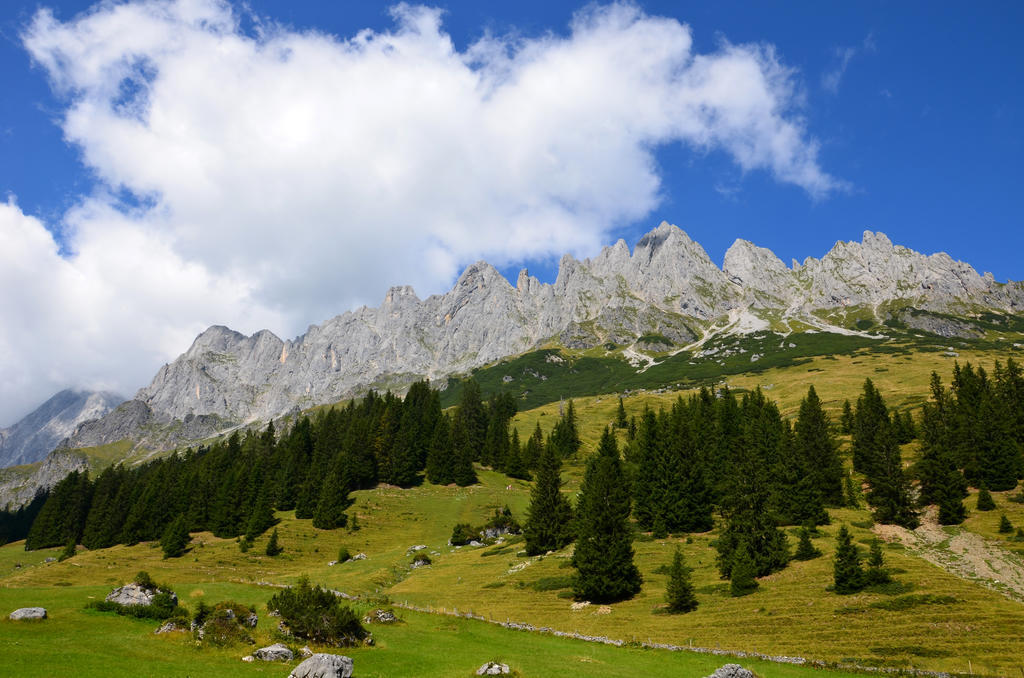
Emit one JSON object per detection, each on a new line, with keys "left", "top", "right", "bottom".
{"left": 9, "top": 607, "right": 47, "bottom": 620}
{"left": 476, "top": 662, "right": 510, "bottom": 675}
{"left": 704, "top": 665, "right": 756, "bottom": 678}
{"left": 288, "top": 653, "right": 354, "bottom": 678}
{"left": 105, "top": 583, "right": 177, "bottom": 607}
{"left": 254, "top": 643, "right": 293, "bottom": 662}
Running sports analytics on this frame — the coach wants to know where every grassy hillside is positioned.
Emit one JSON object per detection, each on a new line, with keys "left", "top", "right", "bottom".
{"left": 4, "top": 344, "right": 1024, "bottom": 676}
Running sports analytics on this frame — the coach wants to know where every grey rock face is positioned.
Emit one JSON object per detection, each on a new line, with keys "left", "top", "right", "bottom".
{"left": 704, "top": 665, "right": 756, "bottom": 678}
{"left": 0, "top": 449, "right": 88, "bottom": 511}
{"left": 254, "top": 643, "right": 293, "bottom": 662}
{"left": 0, "top": 390, "right": 123, "bottom": 468}
{"left": 74, "top": 223, "right": 1024, "bottom": 448}
{"left": 9, "top": 607, "right": 47, "bottom": 620}
{"left": 288, "top": 653, "right": 354, "bottom": 678}
{"left": 105, "top": 583, "right": 177, "bottom": 608}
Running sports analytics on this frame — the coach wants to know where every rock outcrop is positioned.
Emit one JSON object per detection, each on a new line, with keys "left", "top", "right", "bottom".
{"left": 703, "top": 665, "right": 756, "bottom": 678}
{"left": 288, "top": 653, "right": 354, "bottom": 678}
{"left": 0, "top": 390, "right": 123, "bottom": 468}
{"left": 9, "top": 607, "right": 47, "bottom": 620}
{"left": 253, "top": 643, "right": 293, "bottom": 662}
{"left": 105, "top": 583, "right": 177, "bottom": 608}
{"left": 62, "top": 223, "right": 1024, "bottom": 451}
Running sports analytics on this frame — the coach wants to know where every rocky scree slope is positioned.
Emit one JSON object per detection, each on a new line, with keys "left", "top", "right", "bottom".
{"left": 70, "top": 223, "right": 1024, "bottom": 449}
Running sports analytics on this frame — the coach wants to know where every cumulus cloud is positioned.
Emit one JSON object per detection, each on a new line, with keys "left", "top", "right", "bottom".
{"left": 2, "top": 0, "right": 840, "bottom": 423}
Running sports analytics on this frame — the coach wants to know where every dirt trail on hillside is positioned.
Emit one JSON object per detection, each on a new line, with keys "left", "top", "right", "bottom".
{"left": 873, "top": 507, "right": 1024, "bottom": 603}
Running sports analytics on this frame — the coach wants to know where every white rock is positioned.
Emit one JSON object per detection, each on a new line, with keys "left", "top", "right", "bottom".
{"left": 9, "top": 607, "right": 47, "bottom": 620}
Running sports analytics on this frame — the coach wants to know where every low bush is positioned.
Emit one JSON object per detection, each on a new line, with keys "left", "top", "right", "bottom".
{"left": 267, "top": 577, "right": 366, "bottom": 646}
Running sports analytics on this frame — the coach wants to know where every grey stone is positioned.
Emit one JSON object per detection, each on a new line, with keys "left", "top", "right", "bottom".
{"left": 9, "top": 607, "right": 46, "bottom": 620}
{"left": 288, "top": 653, "right": 354, "bottom": 678}
{"left": 703, "top": 664, "right": 756, "bottom": 678}
{"left": 254, "top": 643, "right": 293, "bottom": 662}
{"left": 105, "top": 583, "right": 177, "bottom": 608}
{"left": 363, "top": 609, "right": 397, "bottom": 624}
{"left": 476, "top": 662, "right": 511, "bottom": 675}
{"left": 154, "top": 619, "right": 187, "bottom": 634}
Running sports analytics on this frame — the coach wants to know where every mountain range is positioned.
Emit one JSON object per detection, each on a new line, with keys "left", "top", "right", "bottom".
{"left": 4, "top": 223, "right": 1024, "bottom": 488}
{"left": 0, "top": 390, "right": 123, "bottom": 468}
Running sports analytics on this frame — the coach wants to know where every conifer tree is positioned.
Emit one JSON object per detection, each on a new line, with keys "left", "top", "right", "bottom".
{"left": 245, "top": 490, "right": 276, "bottom": 542}
{"left": 616, "top": 397, "right": 628, "bottom": 429}
{"left": 503, "top": 429, "right": 531, "bottom": 481}
{"left": 550, "top": 400, "right": 581, "bottom": 458}
{"left": 425, "top": 415, "right": 455, "bottom": 485}
{"left": 852, "top": 379, "right": 889, "bottom": 476}
{"left": 729, "top": 540, "right": 758, "bottom": 597}
{"left": 665, "top": 547, "right": 698, "bottom": 613}
{"left": 832, "top": 525, "right": 865, "bottom": 594}
{"left": 976, "top": 484, "right": 996, "bottom": 511}
{"left": 265, "top": 527, "right": 283, "bottom": 556}
{"left": 522, "top": 422, "right": 545, "bottom": 470}
{"left": 864, "top": 538, "right": 891, "bottom": 585}
{"left": 840, "top": 399, "right": 854, "bottom": 435}
{"left": 795, "top": 386, "right": 844, "bottom": 506}
{"left": 999, "top": 514, "right": 1014, "bottom": 534}
{"left": 793, "top": 525, "right": 822, "bottom": 560}
{"left": 313, "top": 457, "right": 352, "bottom": 530}
{"left": 916, "top": 378, "right": 967, "bottom": 524}
{"left": 572, "top": 429, "right": 642, "bottom": 603}
{"left": 523, "top": 443, "right": 574, "bottom": 556}
{"left": 160, "top": 514, "right": 191, "bottom": 559}
{"left": 450, "top": 412, "right": 478, "bottom": 487}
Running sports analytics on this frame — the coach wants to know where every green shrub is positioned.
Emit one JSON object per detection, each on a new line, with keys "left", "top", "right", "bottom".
{"left": 529, "top": 576, "right": 574, "bottom": 592}
{"left": 337, "top": 546, "right": 351, "bottom": 563}
{"left": 450, "top": 523, "right": 476, "bottom": 546}
{"left": 267, "top": 577, "right": 366, "bottom": 646}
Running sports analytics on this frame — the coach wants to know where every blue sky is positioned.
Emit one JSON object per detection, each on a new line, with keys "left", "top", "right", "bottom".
{"left": 0, "top": 1, "right": 1021, "bottom": 423}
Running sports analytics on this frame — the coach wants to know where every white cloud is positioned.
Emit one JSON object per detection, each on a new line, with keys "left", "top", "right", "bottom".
{"left": 3, "top": 1, "right": 841, "bottom": 424}
{"left": 822, "top": 32, "right": 876, "bottom": 95}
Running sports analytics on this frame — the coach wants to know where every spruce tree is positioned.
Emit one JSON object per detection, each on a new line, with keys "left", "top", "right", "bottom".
{"left": 160, "top": 514, "right": 191, "bottom": 559}
{"left": 840, "top": 399, "right": 854, "bottom": 435}
{"left": 313, "top": 457, "right": 353, "bottom": 530}
{"left": 616, "top": 397, "right": 628, "bottom": 429}
{"left": 425, "top": 415, "right": 455, "bottom": 485}
{"left": 864, "top": 538, "right": 891, "bottom": 585}
{"left": 729, "top": 540, "right": 758, "bottom": 597}
{"left": 852, "top": 379, "right": 889, "bottom": 476}
{"left": 999, "top": 514, "right": 1014, "bottom": 534}
{"left": 793, "top": 525, "right": 822, "bottom": 560}
{"left": 832, "top": 525, "right": 865, "bottom": 594}
{"left": 265, "top": 527, "right": 283, "bottom": 556}
{"left": 523, "top": 443, "right": 574, "bottom": 556}
{"left": 795, "top": 385, "right": 844, "bottom": 506}
{"left": 503, "top": 428, "right": 531, "bottom": 480}
{"left": 976, "top": 484, "right": 996, "bottom": 511}
{"left": 572, "top": 428, "right": 642, "bottom": 603}
{"left": 665, "top": 547, "right": 698, "bottom": 613}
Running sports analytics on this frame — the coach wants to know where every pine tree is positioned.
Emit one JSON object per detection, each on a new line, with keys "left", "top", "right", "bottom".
{"left": 425, "top": 415, "right": 455, "bottom": 485}
{"left": 664, "top": 547, "right": 698, "bottom": 613}
{"left": 977, "top": 484, "right": 996, "bottom": 511}
{"left": 864, "top": 538, "right": 891, "bottom": 585}
{"left": 916, "top": 380, "right": 967, "bottom": 525}
{"left": 793, "top": 525, "right": 822, "bottom": 560}
{"left": 245, "top": 491, "right": 277, "bottom": 542}
{"left": 265, "top": 527, "right": 283, "bottom": 556}
{"left": 840, "top": 399, "right": 854, "bottom": 435}
{"left": 572, "top": 429, "right": 642, "bottom": 603}
{"left": 795, "top": 386, "right": 844, "bottom": 506}
{"left": 523, "top": 443, "right": 574, "bottom": 556}
{"left": 832, "top": 525, "right": 865, "bottom": 594}
{"left": 852, "top": 379, "right": 889, "bottom": 476}
{"left": 313, "top": 457, "right": 353, "bottom": 530}
{"left": 999, "top": 514, "right": 1014, "bottom": 534}
{"left": 160, "top": 514, "right": 191, "bottom": 559}
{"left": 729, "top": 540, "right": 758, "bottom": 597}
{"left": 503, "top": 429, "right": 531, "bottom": 481}
{"left": 616, "top": 397, "right": 628, "bottom": 428}
{"left": 450, "top": 412, "right": 478, "bottom": 486}
{"left": 522, "top": 422, "right": 545, "bottom": 470}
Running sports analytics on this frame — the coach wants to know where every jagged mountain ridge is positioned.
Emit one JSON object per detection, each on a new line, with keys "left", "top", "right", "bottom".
{"left": 73, "top": 223, "right": 1024, "bottom": 446}
{"left": 0, "top": 390, "right": 123, "bottom": 468}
